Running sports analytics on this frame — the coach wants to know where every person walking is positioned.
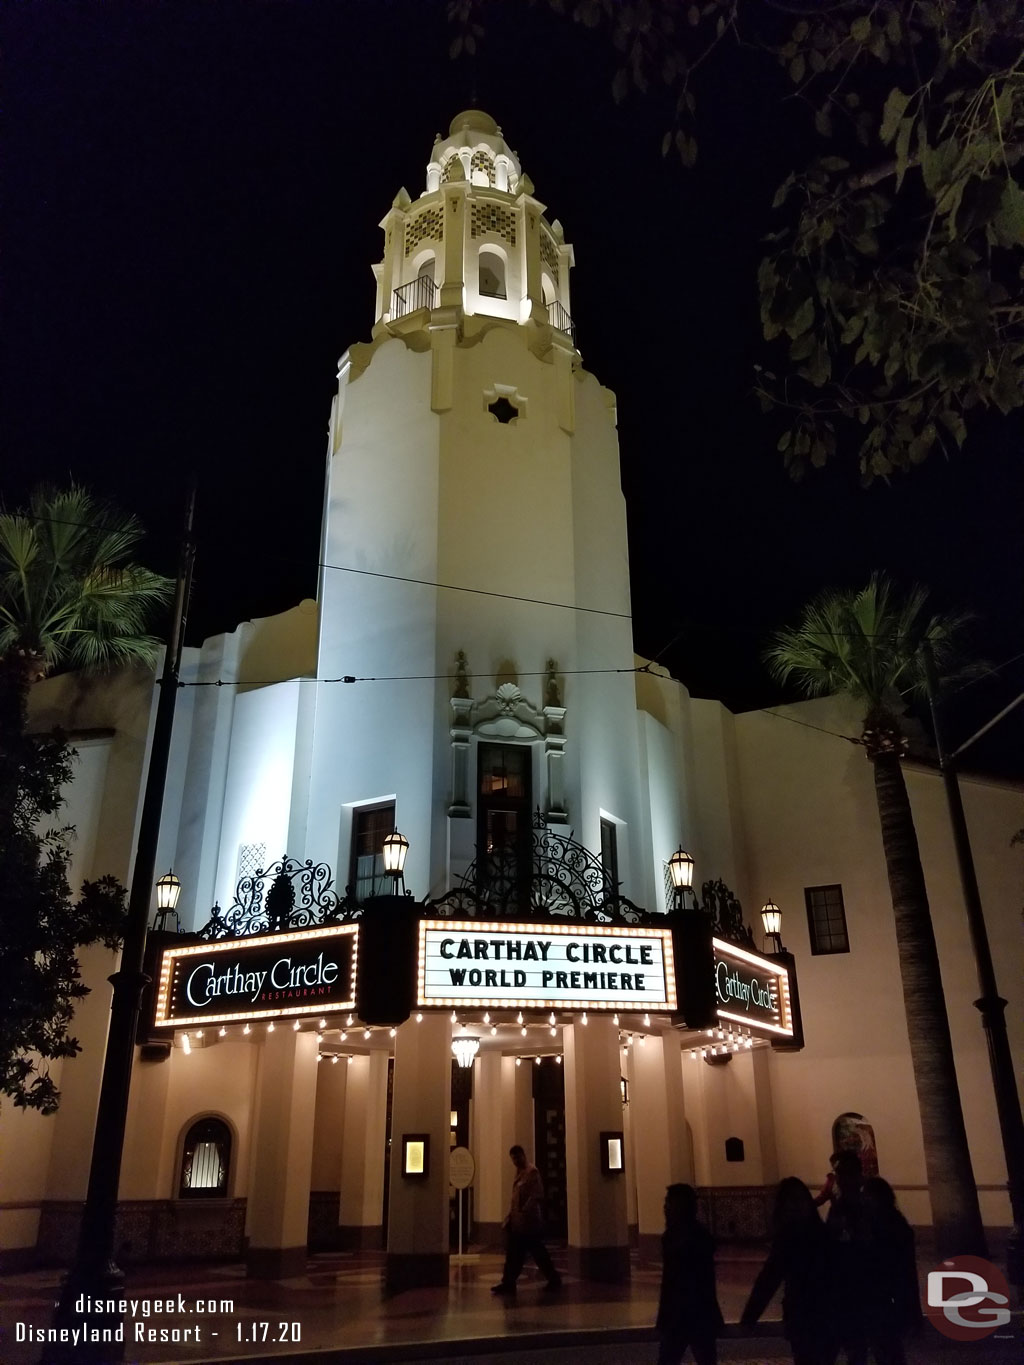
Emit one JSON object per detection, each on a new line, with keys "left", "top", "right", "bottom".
{"left": 491, "top": 1145, "right": 562, "bottom": 1294}
{"left": 741, "top": 1177, "right": 835, "bottom": 1365}
{"left": 656, "top": 1183, "right": 723, "bottom": 1365}
{"left": 861, "top": 1177, "right": 922, "bottom": 1365}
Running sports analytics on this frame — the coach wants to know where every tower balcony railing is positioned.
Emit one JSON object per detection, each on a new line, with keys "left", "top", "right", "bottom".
{"left": 392, "top": 276, "right": 438, "bottom": 319}
{"left": 547, "top": 299, "right": 576, "bottom": 344}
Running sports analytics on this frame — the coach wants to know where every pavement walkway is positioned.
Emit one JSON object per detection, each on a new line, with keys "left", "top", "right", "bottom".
{"left": 1, "top": 1245, "right": 1020, "bottom": 1365}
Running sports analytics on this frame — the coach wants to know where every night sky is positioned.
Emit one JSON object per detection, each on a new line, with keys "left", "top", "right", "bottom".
{"left": 5, "top": 2, "right": 1022, "bottom": 777}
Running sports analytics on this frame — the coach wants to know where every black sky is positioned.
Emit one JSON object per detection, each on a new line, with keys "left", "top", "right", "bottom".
{"left": 4, "top": 1, "right": 1022, "bottom": 777}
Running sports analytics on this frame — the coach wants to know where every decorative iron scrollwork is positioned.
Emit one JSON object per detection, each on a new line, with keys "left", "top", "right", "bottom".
{"left": 700, "top": 879, "right": 755, "bottom": 949}
{"left": 427, "top": 812, "right": 654, "bottom": 926}
{"left": 197, "top": 855, "right": 362, "bottom": 940}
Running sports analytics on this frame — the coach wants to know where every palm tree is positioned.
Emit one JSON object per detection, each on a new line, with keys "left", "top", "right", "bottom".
{"left": 765, "top": 573, "right": 986, "bottom": 1258}
{"left": 0, "top": 484, "right": 172, "bottom": 720}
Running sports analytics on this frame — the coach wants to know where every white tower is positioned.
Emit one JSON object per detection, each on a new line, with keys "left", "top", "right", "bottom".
{"left": 306, "top": 109, "right": 649, "bottom": 912}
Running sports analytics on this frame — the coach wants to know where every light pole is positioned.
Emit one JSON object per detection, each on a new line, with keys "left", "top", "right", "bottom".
{"left": 922, "top": 641, "right": 1024, "bottom": 1286}
{"left": 52, "top": 488, "right": 195, "bottom": 1358}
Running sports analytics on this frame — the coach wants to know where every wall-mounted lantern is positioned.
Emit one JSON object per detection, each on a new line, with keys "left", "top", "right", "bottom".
{"left": 760, "top": 900, "right": 783, "bottom": 953}
{"left": 383, "top": 830, "right": 410, "bottom": 893}
{"left": 153, "top": 870, "right": 182, "bottom": 932}
{"left": 668, "top": 847, "right": 694, "bottom": 910}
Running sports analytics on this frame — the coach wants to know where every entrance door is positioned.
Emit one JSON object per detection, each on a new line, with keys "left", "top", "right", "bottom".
{"left": 532, "top": 1058, "right": 567, "bottom": 1239}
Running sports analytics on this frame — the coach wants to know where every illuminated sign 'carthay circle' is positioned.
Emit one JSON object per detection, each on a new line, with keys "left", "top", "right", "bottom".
{"left": 154, "top": 924, "right": 358, "bottom": 1028}
{"left": 712, "top": 937, "right": 794, "bottom": 1038}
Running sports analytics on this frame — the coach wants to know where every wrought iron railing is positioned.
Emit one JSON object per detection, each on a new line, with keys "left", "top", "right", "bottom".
{"left": 392, "top": 276, "right": 438, "bottom": 319}
{"left": 190, "top": 847, "right": 755, "bottom": 945}
{"left": 197, "top": 856, "right": 362, "bottom": 940}
{"left": 662, "top": 868, "right": 757, "bottom": 949}
{"left": 428, "top": 812, "right": 650, "bottom": 926}
{"left": 547, "top": 299, "right": 576, "bottom": 344}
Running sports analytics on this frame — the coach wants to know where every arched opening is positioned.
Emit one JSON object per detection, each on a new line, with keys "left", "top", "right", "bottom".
{"left": 416, "top": 257, "right": 436, "bottom": 284}
{"left": 478, "top": 249, "right": 507, "bottom": 300}
{"left": 541, "top": 274, "right": 557, "bottom": 308}
{"left": 178, "top": 1116, "right": 232, "bottom": 1198}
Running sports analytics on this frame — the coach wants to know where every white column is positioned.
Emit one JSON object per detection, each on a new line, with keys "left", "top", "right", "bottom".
{"left": 439, "top": 182, "right": 467, "bottom": 309}
{"left": 339, "top": 1051, "right": 389, "bottom": 1248}
{"left": 386, "top": 1012, "right": 452, "bottom": 1288}
{"left": 562, "top": 1018, "right": 629, "bottom": 1281}
{"left": 519, "top": 195, "right": 548, "bottom": 324}
{"left": 245, "top": 1028, "right": 319, "bottom": 1277}
{"left": 473, "top": 1052, "right": 519, "bottom": 1245}
{"left": 310, "top": 1055, "right": 347, "bottom": 1249}
{"left": 628, "top": 1031, "right": 691, "bottom": 1263}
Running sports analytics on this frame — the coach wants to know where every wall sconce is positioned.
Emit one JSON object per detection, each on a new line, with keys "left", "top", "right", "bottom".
{"left": 401, "top": 1134, "right": 430, "bottom": 1178}
{"left": 600, "top": 1131, "right": 625, "bottom": 1175}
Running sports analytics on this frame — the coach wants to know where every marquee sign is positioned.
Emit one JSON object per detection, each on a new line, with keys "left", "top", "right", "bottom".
{"left": 417, "top": 919, "right": 676, "bottom": 1011}
{"left": 154, "top": 924, "right": 358, "bottom": 1029}
{"left": 713, "top": 937, "right": 794, "bottom": 1039}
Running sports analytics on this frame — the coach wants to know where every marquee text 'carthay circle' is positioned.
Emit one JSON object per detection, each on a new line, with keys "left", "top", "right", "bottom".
{"left": 417, "top": 919, "right": 676, "bottom": 1010}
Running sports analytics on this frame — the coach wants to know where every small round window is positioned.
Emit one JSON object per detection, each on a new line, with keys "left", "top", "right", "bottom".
{"left": 179, "top": 1117, "right": 231, "bottom": 1198}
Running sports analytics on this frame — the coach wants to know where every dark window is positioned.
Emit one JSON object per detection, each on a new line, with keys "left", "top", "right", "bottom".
{"left": 477, "top": 744, "right": 531, "bottom": 903}
{"left": 350, "top": 802, "right": 396, "bottom": 902}
{"left": 479, "top": 250, "right": 506, "bottom": 299}
{"left": 805, "top": 884, "right": 850, "bottom": 954}
{"left": 600, "top": 818, "right": 619, "bottom": 897}
{"left": 179, "top": 1117, "right": 231, "bottom": 1198}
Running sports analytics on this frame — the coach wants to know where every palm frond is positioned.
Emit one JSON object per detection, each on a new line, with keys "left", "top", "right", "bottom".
{"left": 765, "top": 573, "right": 974, "bottom": 712}
{"left": 0, "top": 484, "right": 173, "bottom": 676}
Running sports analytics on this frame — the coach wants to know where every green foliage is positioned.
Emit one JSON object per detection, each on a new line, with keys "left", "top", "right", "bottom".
{"left": 756, "top": 1, "right": 1024, "bottom": 482}
{"left": 0, "top": 483, "right": 165, "bottom": 1111}
{"left": 0, "top": 672, "right": 127, "bottom": 1113}
{"left": 0, "top": 485, "right": 172, "bottom": 678}
{"left": 449, "top": 1, "right": 1024, "bottom": 481}
{"left": 764, "top": 573, "right": 973, "bottom": 719}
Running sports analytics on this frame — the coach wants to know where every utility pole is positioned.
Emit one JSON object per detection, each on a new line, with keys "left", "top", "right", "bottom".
{"left": 922, "top": 641, "right": 1024, "bottom": 1288}
{"left": 51, "top": 487, "right": 195, "bottom": 1362}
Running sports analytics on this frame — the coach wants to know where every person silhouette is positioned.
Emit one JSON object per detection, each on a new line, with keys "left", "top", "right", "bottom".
{"left": 741, "top": 1177, "right": 834, "bottom": 1365}
{"left": 825, "top": 1151, "right": 870, "bottom": 1365}
{"left": 491, "top": 1145, "right": 561, "bottom": 1294}
{"left": 656, "top": 1183, "right": 723, "bottom": 1365}
{"left": 861, "top": 1177, "right": 921, "bottom": 1365}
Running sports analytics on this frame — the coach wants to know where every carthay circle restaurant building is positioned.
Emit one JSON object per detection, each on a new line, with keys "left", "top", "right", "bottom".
{"left": 3, "top": 111, "right": 1021, "bottom": 1290}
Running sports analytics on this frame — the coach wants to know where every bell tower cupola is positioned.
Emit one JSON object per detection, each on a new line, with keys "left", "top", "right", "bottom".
{"left": 373, "top": 109, "right": 576, "bottom": 343}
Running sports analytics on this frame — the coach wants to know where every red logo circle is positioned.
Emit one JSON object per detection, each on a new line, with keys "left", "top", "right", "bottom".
{"left": 926, "top": 1255, "right": 1011, "bottom": 1341}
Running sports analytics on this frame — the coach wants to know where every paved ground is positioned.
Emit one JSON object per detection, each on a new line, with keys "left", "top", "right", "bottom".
{"left": 1, "top": 1246, "right": 1020, "bottom": 1364}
